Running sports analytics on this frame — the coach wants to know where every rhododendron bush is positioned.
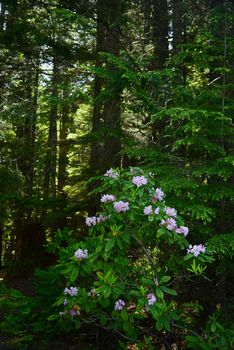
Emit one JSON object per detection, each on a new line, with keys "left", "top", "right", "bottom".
{"left": 49, "top": 167, "right": 212, "bottom": 346}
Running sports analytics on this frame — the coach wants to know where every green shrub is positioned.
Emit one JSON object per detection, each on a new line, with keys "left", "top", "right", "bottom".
{"left": 47, "top": 167, "right": 212, "bottom": 347}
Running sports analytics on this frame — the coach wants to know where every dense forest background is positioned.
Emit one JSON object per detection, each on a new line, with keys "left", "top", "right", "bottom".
{"left": 0, "top": 0, "right": 234, "bottom": 349}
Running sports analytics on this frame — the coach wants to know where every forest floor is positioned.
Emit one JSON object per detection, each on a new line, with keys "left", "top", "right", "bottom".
{"left": 0, "top": 275, "right": 96, "bottom": 350}
{"left": 0, "top": 273, "right": 178, "bottom": 350}
{"left": 0, "top": 274, "right": 121, "bottom": 350}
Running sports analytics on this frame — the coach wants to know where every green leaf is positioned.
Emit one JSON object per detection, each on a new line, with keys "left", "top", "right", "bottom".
{"left": 70, "top": 267, "right": 79, "bottom": 282}
{"left": 100, "top": 313, "right": 108, "bottom": 325}
{"left": 156, "top": 288, "right": 164, "bottom": 299}
{"left": 121, "top": 232, "right": 130, "bottom": 243}
{"left": 161, "top": 286, "right": 177, "bottom": 296}
{"left": 121, "top": 308, "right": 128, "bottom": 321}
{"left": 210, "top": 323, "right": 216, "bottom": 332}
{"left": 163, "top": 318, "right": 171, "bottom": 331}
{"left": 148, "top": 215, "right": 154, "bottom": 222}
{"left": 103, "top": 286, "right": 111, "bottom": 298}
{"left": 159, "top": 275, "right": 171, "bottom": 284}
{"left": 105, "top": 238, "right": 116, "bottom": 252}
{"left": 157, "top": 228, "right": 165, "bottom": 238}
{"left": 48, "top": 314, "right": 59, "bottom": 321}
{"left": 156, "top": 317, "right": 164, "bottom": 331}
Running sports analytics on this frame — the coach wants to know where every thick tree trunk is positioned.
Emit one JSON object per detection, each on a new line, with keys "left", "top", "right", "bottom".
{"left": 90, "top": 0, "right": 122, "bottom": 169}
{"left": 172, "top": 0, "right": 184, "bottom": 53}
{"left": 152, "top": 0, "right": 169, "bottom": 69}
{"left": 102, "top": 0, "right": 122, "bottom": 168}
{"left": 58, "top": 85, "right": 69, "bottom": 195}
{"left": 89, "top": 0, "right": 105, "bottom": 169}
{"left": 151, "top": 0, "right": 169, "bottom": 145}
{"left": 20, "top": 59, "right": 39, "bottom": 198}
{"left": 143, "top": 0, "right": 152, "bottom": 46}
{"left": 43, "top": 55, "right": 58, "bottom": 198}
{"left": 13, "top": 59, "right": 40, "bottom": 262}
{"left": 172, "top": 0, "right": 186, "bottom": 83}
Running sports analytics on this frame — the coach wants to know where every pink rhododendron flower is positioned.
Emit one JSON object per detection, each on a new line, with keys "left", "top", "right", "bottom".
{"left": 152, "top": 188, "right": 164, "bottom": 202}
{"left": 64, "top": 286, "right": 78, "bottom": 297}
{"left": 187, "top": 244, "right": 206, "bottom": 257}
{"left": 147, "top": 293, "right": 156, "bottom": 306}
{"left": 161, "top": 218, "right": 177, "bottom": 231}
{"left": 86, "top": 215, "right": 107, "bottom": 226}
{"left": 144, "top": 205, "right": 153, "bottom": 215}
{"left": 154, "top": 207, "right": 160, "bottom": 214}
{"left": 114, "top": 299, "right": 125, "bottom": 310}
{"left": 96, "top": 215, "right": 107, "bottom": 223}
{"left": 101, "top": 194, "right": 116, "bottom": 203}
{"left": 176, "top": 226, "right": 189, "bottom": 237}
{"left": 113, "top": 201, "right": 129, "bottom": 212}
{"left": 69, "top": 309, "right": 80, "bottom": 317}
{"left": 85, "top": 216, "right": 97, "bottom": 226}
{"left": 132, "top": 175, "right": 148, "bottom": 187}
{"left": 74, "top": 248, "right": 88, "bottom": 259}
{"left": 104, "top": 168, "right": 119, "bottom": 178}
{"left": 165, "top": 207, "right": 177, "bottom": 217}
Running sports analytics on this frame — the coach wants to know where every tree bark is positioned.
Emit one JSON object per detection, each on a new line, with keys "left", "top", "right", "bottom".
{"left": 90, "top": 0, "right": 122, "bottom": 169}
{"left": 89, "top": 0, "right": 106, "bottom": 169}
{"left": 152, "top": 0, "right": 169, "bottom": 69}
{"left": 102, "top": 0, "right": 122, "bottom": 168}
{"left": 43, "top": 55, "right": 58, "bottom": 198}
{"left": 143, "top": 0, "right": 152, "bottom": 46}
{"left": 58, "top": 83, "right": 70, "bottom": 195}
{"left": 172, "top": 0, "right": 184, "bottom": 53}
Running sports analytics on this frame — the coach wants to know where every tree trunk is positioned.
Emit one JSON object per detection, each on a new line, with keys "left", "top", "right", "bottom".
{"left": 172, "top": 0, "right": 186, "bottom": 83}
{"left": 58, "top": 84, "right": 69, "bottom": 196}
{"left": 152, "top": 0, "right": 169, "bottom": 69}
{"left": 172, "top": 0, "right": 184, "bottom": 53}
{"left": 43, "top": 55, "right": 58, "bottom": 198}
{"left": 0, "top": 0, "right": 6, "bottom": 31}
{"left": 13, "top": 58, "right": 40, "bottom": 262}
{"left": 90, "top": 0, "right": 122, "bottom": 169}
{"left": 89, "top": 0, "right": 106, "bottom": 169}
{"left": 0, "top": 225, "right": 3, "bottom": 268}
{"left": 102, "top": 0, "right": 122, "bottom": 168}
{"left": 143, "top": 0, "right": 152, "bottom": 46}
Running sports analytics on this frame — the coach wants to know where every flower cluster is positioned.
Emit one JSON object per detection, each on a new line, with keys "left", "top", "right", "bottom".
{"left": 74, "top": 248, "right": 88, "bottom": 259}
{"left": 64, "top": 286, "right": 78, "bottom": 297}
{"left": 187, "top": 244, "right": 206, "bottom": 257}
{"left": 161, "top": 218, "right": 177, "bottom": 231}
{"left": 165, "top": 207, "right": 177, "bottom": 217}
{"left": 143, "top": 205, "right": 153, "bottom": 215}
{"left": 69, "top": 310, "right": 80, "bottom": 317}
{"left": 101, "top": 194, "right": 116, "bottom": 203}
{"left": 147, "top": 293, "right": 156, "bottom": 306}
{"left": 154, "top": 207, "right": 160, "bottom": 214}
{"left": 104, "top": 168, "right": 119, "bottom": 179}
{"left": 152, "top": 188, "right": 164, "bottom": 202}
{"left": 176, "top": 226, "right": 189, "bottom": 237}
{"left": 69, "top": 306, "right": 80, "bottom": 317}
{"left": 132, "top": 175, "right": 148, "bottom": 187}
{"left": 85, "top": 216, "right": 97, "bottom": 226}
{"left": 85, "top": 215, "right": 106, "bottom": 226}
{"left": 143, "top": 205, "right": 160, "bottom": 215}
{"left": 161, "top": 218, "right": 189, "bottom": 238}
{"left": 114, "top": 299, "right": 125, "bottom": 311}
{"left": 113, "top": 201, "right": 129, "bottom": 213}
